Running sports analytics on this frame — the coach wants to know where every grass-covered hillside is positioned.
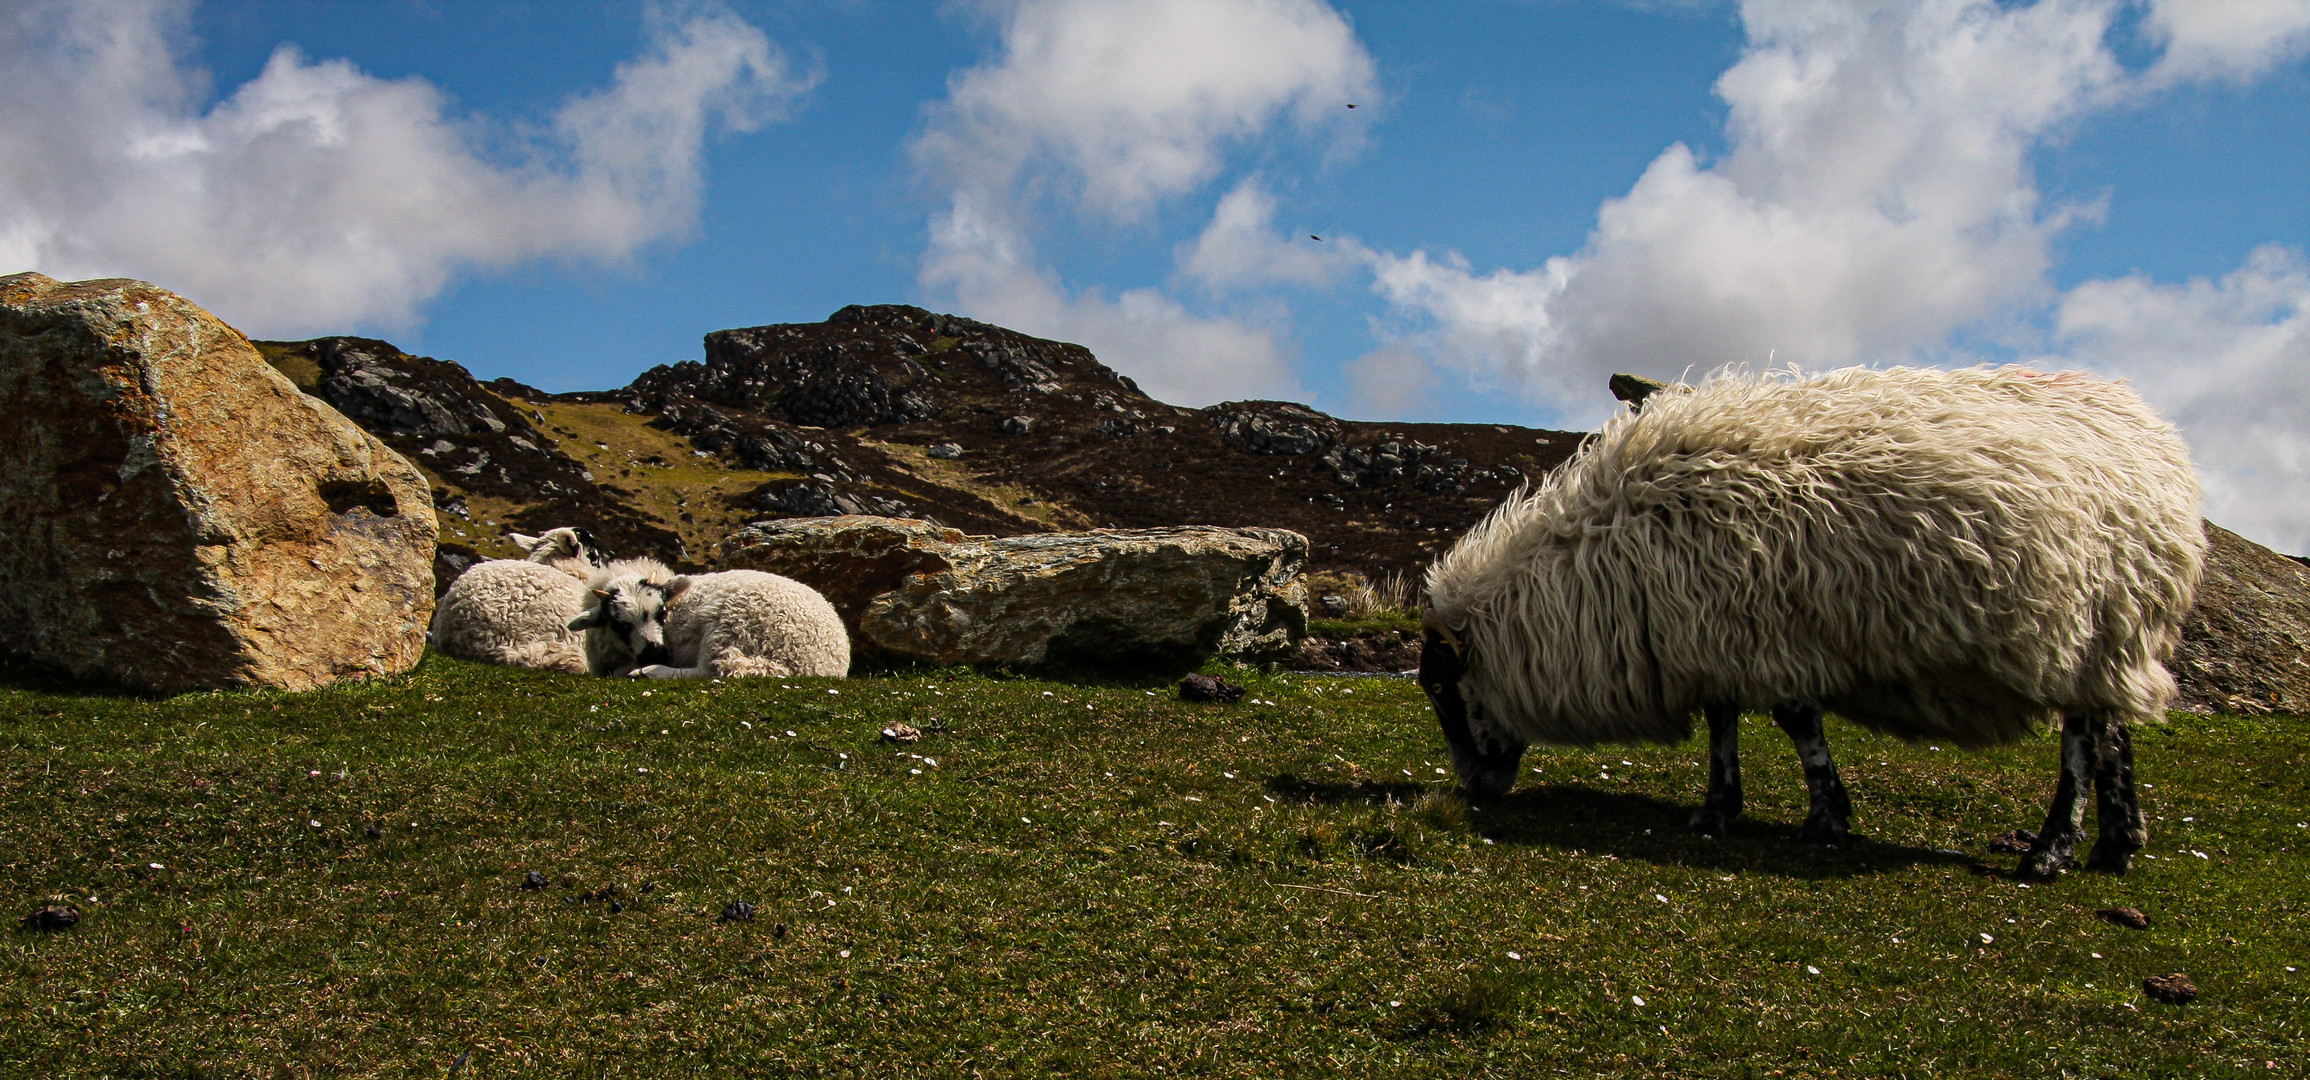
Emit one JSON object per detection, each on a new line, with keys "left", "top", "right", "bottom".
{"left": 5, "top": 661, "right": 2305, "bottom": 1077}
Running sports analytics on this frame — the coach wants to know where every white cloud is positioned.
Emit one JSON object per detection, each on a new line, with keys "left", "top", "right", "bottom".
{"left": 2143, "top": 0, "right": 2310, "bottom": 83}
{"left": 1176, "top": 179, "right": 1352, "bottom": 291}
{"left": 1341, "top": 343, "right": 1440, "bottom": 420}
{"left": 915, "top": 0, "right": 1372, "bottom": 405}
{"left": 917, "top": 0, "right": 1375, "bottom": 221}
{"left": 0, "top": 0, "right": 815, "bottom": 335}
{"left": 2040, "top": 245, "right": 2310, "bottom": 552}
{"left": 922, "top": 193, "right": 1299, "bottom": 405}
{"left": 1365, "top": 0, "right": 2126, "bottom": 423}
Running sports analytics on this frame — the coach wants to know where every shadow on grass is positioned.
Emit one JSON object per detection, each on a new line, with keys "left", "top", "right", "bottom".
{"left": 1265, "top": 774, "right": 1430, "bottom": 805}
{"left": 0, "top": 658, "right": 167, "bottom": 700}
{"left": 1472, "top": 783, "right": 1982, "bottom": 879}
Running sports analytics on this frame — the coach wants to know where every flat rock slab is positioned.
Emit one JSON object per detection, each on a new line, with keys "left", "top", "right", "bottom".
{"left": 2172, "top": 522, "right": 2310, "bottom": 716}
{"left": 0, "top": 274, "right": 437, "bottom": 692}
{"left": 718, "top": 516, "right": 1307, "bottom": 667}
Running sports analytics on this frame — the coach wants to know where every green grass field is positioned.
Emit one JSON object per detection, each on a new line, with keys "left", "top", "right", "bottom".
{"left": 4, "top": 658, "right": 2305, "bottom": 1078}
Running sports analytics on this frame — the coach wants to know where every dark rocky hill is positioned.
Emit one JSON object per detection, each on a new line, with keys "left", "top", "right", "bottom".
{"left": 263, "top": 304, "right": 1584, "bottom": 586}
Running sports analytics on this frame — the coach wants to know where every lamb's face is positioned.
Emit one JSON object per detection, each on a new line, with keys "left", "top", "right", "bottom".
{"left": 1421, "top": 612, "right": 1526, "bottom": 798}
{"left": 568, "top": 576, "right": 678, "bottom": 669}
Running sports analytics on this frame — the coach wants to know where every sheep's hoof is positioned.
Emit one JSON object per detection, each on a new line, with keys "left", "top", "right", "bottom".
{"left": 2083, "top": 844, "right": 2135, "bottom": 875}
{"left": 2017, "top": 847, "right": 2077, "bottom": 880}
{"left": 1686, "top": 806, "right": 1738, "bottom": 836}
{"left": 1797, "top": 811, "right": 1849, "bottom": 846}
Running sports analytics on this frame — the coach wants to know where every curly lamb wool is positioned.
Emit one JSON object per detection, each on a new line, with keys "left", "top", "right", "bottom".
{"left": 571, "top": 558, "right": 849, "bottom": 680}
{"left": 426, "top": 528, "right": 607, "bottom": 674}
{"left": 1420, "top": 366, "right": 2205, "bottom": 877}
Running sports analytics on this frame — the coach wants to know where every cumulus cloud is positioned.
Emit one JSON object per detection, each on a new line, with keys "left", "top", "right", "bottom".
{"left": 1364, "top": 0, "right": 2128, "bottom": 425}
{"left": 1176, "top": 179, "right": 1353, "bottom": 291}
{"left": 0, "top": 0, "right": 815, "bottom": 335}
{"left": 917, "top": 0, "right": 1375, "bottom": 221}
{"left": 921, "top": 191, "right": 1300, "bottom": 405}
{"left": 2039, "top": 245, "right": 2310, "bottom": 551}
{"left": 2143, "top": 0, "right": 2310, "bottom": 83}
{"left": 914, "top": 0, "right": 1373, "bottom": 405}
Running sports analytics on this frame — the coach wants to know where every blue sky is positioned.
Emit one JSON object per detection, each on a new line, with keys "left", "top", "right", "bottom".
{"left": 6, "top": 0, "right": 2309, "bottom": 548}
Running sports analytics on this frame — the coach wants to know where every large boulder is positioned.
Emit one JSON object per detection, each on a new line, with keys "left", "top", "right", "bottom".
{"left": 0, "top": 273, "right": 438, "bottom": 693}
{"left": 2171, "top": 522, "right": 2310, "bottom": 716}
{"left": 717, "top": 516, "right": 1307, "bottom": 667}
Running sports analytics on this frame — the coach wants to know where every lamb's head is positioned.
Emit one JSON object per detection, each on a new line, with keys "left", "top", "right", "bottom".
{"left": 1420, "top": 608, "right": 1526, "bottom": 798}
{"left": 512, "top": 527, "right": 606, "bottom": 571}
{"left": 568, "top": 572, "right": 688, "bottom": 675}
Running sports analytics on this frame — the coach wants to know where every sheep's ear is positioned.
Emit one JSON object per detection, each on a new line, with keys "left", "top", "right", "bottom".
{"left": 509, "top": 532, "right": 541, "bottom": 549}
{"left": 663, "top": 575, "right": 693, "bottom": 597}
{"left": 568, "top": 607, "right": 604, "bottom": 631}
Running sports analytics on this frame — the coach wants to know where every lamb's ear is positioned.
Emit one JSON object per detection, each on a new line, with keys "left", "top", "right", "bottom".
{"left": 509, "top": 532, "right": 541, "bottom": 550}
{"left": 568, "top": 606, "right": 605, "bottom": 631}
{"left": 663, "top": 575, "right": 693, "bottom": 598}
{"left": 1422, "top": 609, "right": 1466, "bottom": 659}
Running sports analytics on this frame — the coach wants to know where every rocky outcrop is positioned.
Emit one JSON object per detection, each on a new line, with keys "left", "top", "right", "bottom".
{"left": 0, "top": 274, "right": 438, "bottom": 692}
{"left": 2171, "top": 522, "right": 2310, "bottom": 716}
{"left": 717, "top": 516, "right": 1307, "bottom": 667}
{"left": 258, "top": 336, "right": 685, "bottom": 564}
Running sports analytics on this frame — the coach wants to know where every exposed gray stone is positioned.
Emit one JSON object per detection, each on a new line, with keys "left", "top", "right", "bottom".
{"left": 716, "top": 516, "right": 1307, "bottom": 667}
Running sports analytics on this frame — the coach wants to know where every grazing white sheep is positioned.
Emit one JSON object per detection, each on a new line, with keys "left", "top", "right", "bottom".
{"left": 570, "top": 557, "right": 849, "bottom": 679}
{"left": 1419, "top": 366, "right": 2205, "bottom": 878}
{"left": 426, "top": 527, "right": 609, "bottom": 674}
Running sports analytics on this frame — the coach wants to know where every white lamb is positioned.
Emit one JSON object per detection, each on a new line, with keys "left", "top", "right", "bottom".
{"left": 426, "top": 528, "right": 608, "bottom": 674}
{"left": 1420, "top": 367, "right": 2205, "bottom": 878}
{"left": 570, "top": 557, "right": 850, "bottom": 679}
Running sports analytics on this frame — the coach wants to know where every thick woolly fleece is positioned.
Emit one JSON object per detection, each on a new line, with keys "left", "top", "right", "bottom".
{"left": 580, "top": 559, "right": 850, "bottom": 679}
{"left": 1424, "top": 366, "right": 2206, "bottom": 748}
{"left": 426, "top": 529, "right": 606, "bottom": 675}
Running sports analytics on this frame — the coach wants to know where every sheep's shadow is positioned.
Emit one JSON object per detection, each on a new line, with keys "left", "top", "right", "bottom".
{"left": 1467, "top": 783, "right": 1989, "bottom": 879}
{"left": 1264, "top": 771, "right": 1992, "bottom": 879}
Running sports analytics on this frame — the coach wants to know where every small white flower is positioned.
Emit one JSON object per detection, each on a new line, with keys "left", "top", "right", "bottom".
{"left": 1222, "top": 772, "right": 1236, "bottom": 779}
{"left": 1507, "top": 951, "right": 1521, "bottom": 960}
{"left": 1655, "top": 894, "right": 1669, "bottom": 903}
{"left": 308, "top": 820, "right": 321, "bottom": 828}
{"left": 910, "top": 769, "right": 922, "bottom": 775}
{"left": 1631, "top": 995, "right": 1645, "bottom": 1006}
{"left": 2091, "top": 952, "right": 2103, "bottom": 959}
{"left": 786, "top": 730, "right": 798, "bottom": 737}
{"left": 1184, "top": 796, "right": 1203, "bottom": 802}
{"left": 925, "top": 758, "right": 937, "bottom": 767}
{"left": 827, "top": 689, "right": 839, "bottom": 696}
{"left": 149, "top": 863, "right": 164, "bottom": 870}
{"left": 741, "top": 721, "right": 752, "bottom": 729}
{"left": 1021, "top": 817, "right": 1031, "bottom": 823}
{"left": 1980, "top": 933, "right": 1994, "bottom": 943}
{"left": 838, "top": 950, "right": 850, "bottom": 958}
{"left": 1806, "top": 965, "right": 1821, "bottom": 975}
{"left": 637, "top": 767, "right": 649, "bottom": 773}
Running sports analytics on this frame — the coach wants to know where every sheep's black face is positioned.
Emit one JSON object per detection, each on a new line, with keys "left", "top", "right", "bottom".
{"left": 569, "top": 578, "right": 675, "bottom": 670}
{"left": 1421, "top": 619, "right": 1525, "bottom": 798}
{"left": 570, "top": 527, "right": 605, "bottom": 569}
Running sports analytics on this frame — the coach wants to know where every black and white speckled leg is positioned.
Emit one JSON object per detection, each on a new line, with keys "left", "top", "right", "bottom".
{"left": 2021, "top": 711, "right": 2094, "bottom": 878}
{"left": 1773, "top": 702, "right": 1851, "bottom": 845}
{"left": 1688, "top": 702, "right": 1745, "bottom": 835}
{"left": 2084, "top": 714, "right": 2146, "bottom": 874}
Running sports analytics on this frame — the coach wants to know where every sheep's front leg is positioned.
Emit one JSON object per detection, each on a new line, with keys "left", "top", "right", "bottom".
{"left": 1687, "top": 702, "right": 1745, "bottom": 836}
{"left": 632, "top": 664, "right": 713, "bottom": 680}
{"left": 2020, "top": 711, "right": 2094, "bottom": 878}
{"left": 1773, "top": 703, "right": 1852, "bottom": 845}
{"left": 2084, "top": 714, "right": 2146, "bottom": 874}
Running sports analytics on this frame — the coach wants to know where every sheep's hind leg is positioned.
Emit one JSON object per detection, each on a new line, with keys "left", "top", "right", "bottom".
{"left": 1687, "top": 703, "right": 1745, "bottom": 836}
{"left": 1773, "top": 703, "right": 1852, "bottom": 845}
{"left": 2020, "top": 712, "right": 2094, "bottom": 878}
{"left": 2083, "top": 713, "right": 2146, "bottom": 874}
